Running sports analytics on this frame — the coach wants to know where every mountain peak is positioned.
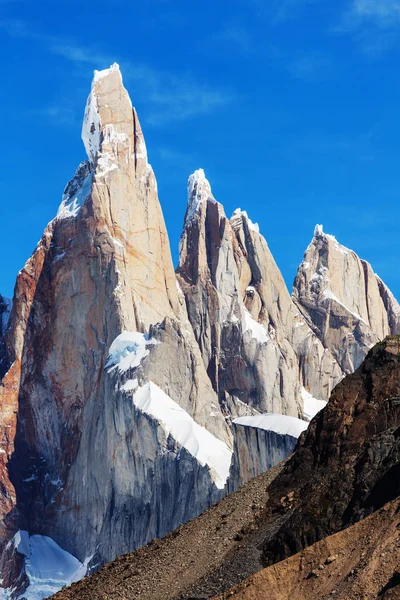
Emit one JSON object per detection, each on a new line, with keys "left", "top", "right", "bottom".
{"left": 93, "top": 62, "right": 121, "bottom": 82}
{"left": 230, "top": 208, "right": 259, "bottom": 234}
{"left": 81, "top": 63, "right": 147, "bottom": 171}
{"left": 185, "top": 169, "right": 216, "bottom": 224}
{"left": 314, "top": 223, "right": 323, "bottom": 237}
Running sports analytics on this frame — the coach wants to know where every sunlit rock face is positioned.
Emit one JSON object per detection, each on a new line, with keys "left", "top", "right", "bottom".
{"left": 1, "top": 64, "right": 400, "bottom": 600}
{"left": 0, "top": 64, "right": 231, "bottom": 590}
{"left": 293, "top": 224, "right": 400, "bottom": 375}
{"left": 177, "top": 173, "right": 343, "bottom": 417}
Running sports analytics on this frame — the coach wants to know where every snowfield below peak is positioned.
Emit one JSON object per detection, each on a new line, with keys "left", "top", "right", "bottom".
{"left": 301, "top": 387, "right": 327, "bottom": 422}
{"left": 126, "top": 381, "right": 232, "bottom": 490}
{"left": 233, "top": 414, "right": 308, "bottom": 439}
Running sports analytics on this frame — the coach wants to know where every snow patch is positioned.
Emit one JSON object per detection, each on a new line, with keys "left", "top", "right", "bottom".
{"left": 314, "top": 224, "right": 323, "bottom": 236}
{"left": 106, "top": 332, "right": 159, "bottom": 373}
{"left": 8, "top": 530, "right": 89, "bottom": 600}
{"left": 121, "top": 379, "right": 138, "bottom": 392}
{"left": 301, "top": 387, "right": 327, "bottom": 422}
{"left": 233, "top": 414, "right": 308, "bottom": 438}
{"left": 93, "top": 62, "right": 121, "bottom": 82}
{"left": 57, "top": 172, "right": 93, "bottom": 219}
{"left": 96, "top": 124, "right": 131, "bottom": 178}
{"left": 185, "top": 169, "right": 216, "bottom": 224}
{"left": 313, "top": 224, "right": 351, "bottom": 255}
{"left": 82, "top": 84, "right": 101, "bottom": 166}
{"left": 322, "top": 289, "right": 367, "bottom": 324}
{"left": 231, "top": 208, "right": 259, "bottom": 233}
{"left": 243, "top": 309, "right": 269, "bottom": 344}
{"left": 130, "top": 382, "right": 232, "bottom": 489}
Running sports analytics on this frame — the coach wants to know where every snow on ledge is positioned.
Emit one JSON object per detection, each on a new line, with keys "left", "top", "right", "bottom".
{"left": 313, "top": 224, "right": 351, "bottom": 256}
{"left": 106, "top": 332, "right": 159, "bottom": 373}
{"left": 301, "top": 387, "right": 327, "bottom": 422}
{"left": 233, "top": 414, "right": 308, "bottom": 439}
{"left": 57, "top": 171, "right": 93, "bottom": 219}
{"left": 321, "top": 289, "right": 367, "bottom": 324}
{"left": 128, "top": 381, "right": 232, "bottom": 489}
{"left": 4, "top": 530, "right": 90, "bottom": 599}
{"left": 243, "top": 309, "right": 269, "bottom": 344}
{"left": 231, "top": 208, "right": 259, "bottom": 233}
{"left": 93, "top": 62, "right": 121, "bottom": 82}
{"left": 82, "top": 64, "right": 123, "bottom": 165}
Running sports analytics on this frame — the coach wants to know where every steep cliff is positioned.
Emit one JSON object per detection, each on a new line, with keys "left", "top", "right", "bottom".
{"left": 49, "top": 337, "right": 400, "bottom": 600}
{"left": 229, "top": 415, "right": 307, "bottom": 490}
{"left": 0, "top": 64, "right": 232, "bottom": 596}
{"left": 0, "top": 294, "right": 11, "bottom": 377}
{"left": 293, "top": 224, "right": 400, "bottom": 374}
{"left": 177, "top": 172, "right": 342, "bottom": 415}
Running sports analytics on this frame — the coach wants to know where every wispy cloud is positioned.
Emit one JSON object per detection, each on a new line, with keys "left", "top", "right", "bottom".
{"left": 211, "top": 25, "right": 254, "bottom": 55}
{"left": 347, "top": 0, "right": 400, "bottom": 26}
{"left": 263, "top": 0, "right": 321, "bottom": 23}
{"left": 287, "top": 53, "right": 332, "bottom": 81}
{"left": 336, "top": 0, "right": 400, "bottom": 56}
{"left": 28, "top": 106, "right": 78, "bottom": 126}
{"left": 51, "top": 44, "right": 108, "bottom": 64}
{"left": 0, "top": 19, "right": 233, "bottom": 126}
{"left": 286, "top": 127, "right": 378, "bottom": 163}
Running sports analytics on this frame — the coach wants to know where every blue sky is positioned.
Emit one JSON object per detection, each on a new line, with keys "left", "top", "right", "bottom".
{"left": 1, "top": 0, "right": 400, "bottom": 298}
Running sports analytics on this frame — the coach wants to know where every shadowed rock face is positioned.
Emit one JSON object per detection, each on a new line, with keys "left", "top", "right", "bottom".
{"left": 261, "top": 335, "right": 400, "bottom": 566}
{"left": 293, "top": 225, "right": 400, "bottom": 375}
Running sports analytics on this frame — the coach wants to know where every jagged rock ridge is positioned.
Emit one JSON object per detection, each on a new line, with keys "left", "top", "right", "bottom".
{"left": 0, "top": 63, "right": 399, "bottom": 600}
{"left": 177, "top": 170, "right": 343, "bottom": 415}
{"left": 293, "top": 224, "right": 400, "bottom": 374}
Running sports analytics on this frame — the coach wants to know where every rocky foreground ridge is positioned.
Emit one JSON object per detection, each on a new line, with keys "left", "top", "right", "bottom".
{"left": 50, "top": 336, "right": 400, "bottom": 600}
{"left": 0, "top": 63, "right": 399, "bottom": 598}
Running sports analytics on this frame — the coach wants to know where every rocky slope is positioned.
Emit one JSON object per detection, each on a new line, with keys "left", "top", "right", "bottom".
{"left": 293, "top": 224, "right": 400, "bottom": 375}
{"left": 48, "top": 336, "right": 400, "bottom": 600}
{"left": 217, "top": 498, "right": 400, "bottom": 600}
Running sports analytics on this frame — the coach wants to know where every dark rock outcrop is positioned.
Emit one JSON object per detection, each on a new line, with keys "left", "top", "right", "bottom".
{"left": 261, "top": 335, "right": 400, "bottom": 566}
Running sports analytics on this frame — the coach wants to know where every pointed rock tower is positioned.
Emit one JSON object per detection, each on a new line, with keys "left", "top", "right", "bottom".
{"left": 293, "top": 225, "right": 400, "bottom": 374}
{"left": 0, "top": 65, "right": 231, "bottom": 587}
{"left": 177, "top": 170, "right": 342, "bottom": 419}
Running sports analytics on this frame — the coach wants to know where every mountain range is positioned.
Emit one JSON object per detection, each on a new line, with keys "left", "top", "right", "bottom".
{"left": 0, "top": 63, "right": 399, "bottom": 599}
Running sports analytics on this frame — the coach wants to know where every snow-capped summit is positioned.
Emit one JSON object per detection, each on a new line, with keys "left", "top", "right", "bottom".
{"left": 185, "top": 168, "right": 216, "bottom": 225}
{"left": 230, "top": 208, "right": 260, "bottom": 234}
{"left": 293, "top": 225, "right": 400, "bottom": 374}
{"left": 314, "top": 223, "right": 323, "bottom": 236}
